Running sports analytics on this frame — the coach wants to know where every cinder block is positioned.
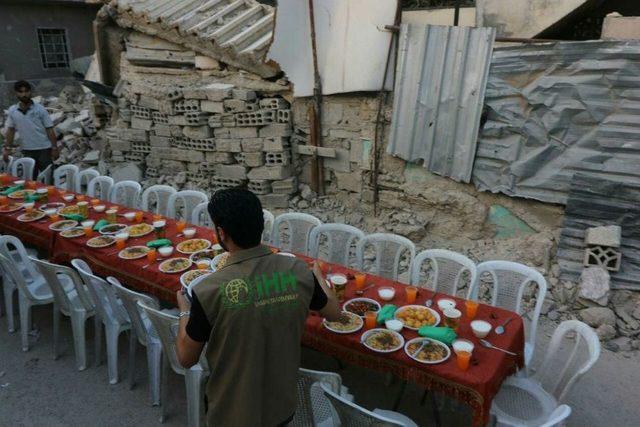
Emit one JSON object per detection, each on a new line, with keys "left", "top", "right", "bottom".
{"left": 228, "top": 127, "right": 258, "bottom": 138}
{"left": 131, "top": 142, "right": 152, "bottom": 153}
{"left": 232, "top": 89, "right": 257, "bottom": 101}
{"left": 201, "top": 101, "right": 224, "bottom": 114}
{"left": 167, "top": 89, "right": 183, "bottom": 101}
{"left": 241, "top": 138, "right": 264, "bottom": 152}
{"left": 215, "top": 139, "right": 242, "bottom": 152}
{"left": 323, "top": 148, "right": 350, "bottom": 172}
{"left": 131, "top": 105, "right": 151, "bottom": 119}
{"left": 195, "top": 56, "right": 220, "bottom": 70}
{"left": 223, "top": 99, "right": 247, "bottom": 113}
{"left": 173, "top": 99, "right": 200, "bottom": 113}
{"left": 183, "top": 126, "right": 212, "bottom": 139}
{"left": 222, "top": 114, "right": 236, "bottom": 127}
{"left": 124, "top": 152, "right": 145, "bottom": 163}
{"left": 211, "top": 175, "right": 246, "bottom": 191}
{"left": 205, "top": 152, "right": 234, "bottom": 164}
{"left": 271, "top": 177, "right": 298, "bottom": 194}
{"left": 258, "top": 193, "right": 290, "bottom": 209}
{"left": 234, "top": 152, "right": 246, "bottom": 166}
{"left": 585, "top": 226, "right": 622, "bottom": 248}
{"left": 171, "top": 148, "right": 205, "bottom": 163}
{"left": 245, "top": 152, "right": 265, "bottom": 168}
{"left": 157, "top": 100, "right": 175, "bottom": 115}
{"left": 205, "top": 83, "right": 234, "bottom": 101}
{"left": 154, "top": 123, "right": 172, "bottom": 137}
{"left": 248, "top": 180, "right": 271, "bottom": 195}
{"left": 265, "top": 152, "right": 291, "bottom": 166}
{"left": 150, "top": 135, "right": 171, "bottom": 148}
{"left": 183, "top": 87, "right": 209, "bottom": 100}
{"left": 185, "top": 138, "right": 216, "bottom": 152}
{"left": 263, "top": 137, "right": 290, "bottom": 152}
{"left": 131, "top": 117, "right": 153, "bottom": 131}
{"left": 215, "top": 164, "right": 248, "bottom": 180}
{"left": 335, "top": 172, "right": 361, "bottom": 193}
{"left": 277, "top": 109, "right": 291, "bottom": 123}
{"left": 259, "top": 124, "right": 292, "bottom": 138}
{"left": 259, "top": 98, "right": 289, "bottom": 110}
{"left": 235, "top": 109, "right": 275, "bottom": 127}
{"left": 138, "top": 95, "right": 160, "bottom": 110}
{"left": 208, "top": 114, "right": 223, "bottom": 128}
{"left": 245, "top": 102, "right": 259, "bottom": 112}
{"left": 185, "top": 112, "right": 211, "bottom": 126}
{"left": 214, "top": 128, "right": 232, "bottom": 138}
{"left": 247, "top": 165, "right": 292, "bottom": 180}
{"left": 121, "top": 129, "right": 148, "bottom": 142}
{"left": 168, "top": 115, "right": 188, "bottom": 126}
{"left": 109, "top": 140, "right": 131, "bottom": 152}
{"left": 152, "top": 111, "right": 169, "bottom": 124}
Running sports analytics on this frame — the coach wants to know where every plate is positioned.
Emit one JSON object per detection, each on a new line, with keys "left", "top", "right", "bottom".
{"left": 99, "top": 223, "right": 128, "bottom": 235}
{"left": 87, "top": 235, "right": 116, "bottom": 248}
{"left": 278, "top": 252, "right": 296, "bottom": 257}
{"left": 60, "top": 227, "right": 85, "bottom": 238}
{"left": 394, "top": 305, "right": 440, "bottom": 330}
{"left": 0, "top": 202, "right": 23, "bottom": 213}
{"left": 59, "top": 205, "right": 81, "bottom": 216}
{"left": 8, "top": 189, "right": 35, "bottom": 199}
{"left": 180, "top": 269, "right": 213, "bottom": 289}
{"left": 176, "top": 238, "right": 211, "bottom": 254}
{"left": 361, "top": 329, "right": 405, "bottom": 353}
{"left": 17, "top": 211, "right": 46, "bottom": 222}
{"left": 126, "top": 223, "right": 154, "bottom": 238}
{"left": 118, "top": 246, "right": 151, "bottom": 260}
{"left": 323, "top": 311, "right": 364, "bottom": 334}
{"left": 404, "top": 338, "right": 451, "bottom": 364}
{"left": 190, "top": 247, "right": 223, "bottom": 263}
{"left": 39, "top": 202, "right": 65, "bottom": 212}
{"left": 159, "top": 257, "right": 192, "bottom": 274}
{"left": 49, "top": 219, "right": 78, "bottom": 231}
{"left": 210, "top": 252, "right": 229, "bottom": 270}
{"left": 343, "top": 298, "right": 382, "bottom": 318}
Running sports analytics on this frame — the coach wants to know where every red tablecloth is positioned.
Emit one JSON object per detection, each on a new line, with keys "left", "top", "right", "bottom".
{"left": 0, "top": 177, "right": 524, "bottom": 426}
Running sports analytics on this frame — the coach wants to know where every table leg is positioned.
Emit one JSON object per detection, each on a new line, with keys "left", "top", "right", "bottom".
{"left": 392, "top": 380, "right": 407, "bottom": 411}
{"left": 431, "top": 392, "right": 442, "bottom": 427}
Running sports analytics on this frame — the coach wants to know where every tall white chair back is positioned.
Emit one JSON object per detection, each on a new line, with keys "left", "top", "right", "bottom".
{"left": 75, "top": 168, "right": 100, "bottom": 194}
{"left": 410, "top": 249, "right": 477, "bottom": 297}
{"left": 53, "top": 164, "right": 79, "bottom": 190}
{"left": 10, "top": 157, "right": 35, "bottom": 180}
{"left": 321, "top": 384, "right": 407, "bottom": 427}
{"left": 0, "top": 235, "right": 40, "bottom": 280}
{"left": 271, "top": 212, "right": 322, "bottom": 256}
{"left": 356, "top": 233, "right": 416, "bottom": 282}
{"left": 262, "top": 209, "right": 274, "bottom": 244}
{"left": 36, "top": 164, "right": 53, "bottom": 184}
{"left": 167, "top": 190, "right": 208, "bottom": 220}
{"left": 191, "top": 202, "right": 213, "bottom": 228}
{"left": 87, "top": 175, "right": 114, "bottom": 199}
{"left": 110, "top": 180, "right": 142, "bottom": 208}
{"left": 141, "top": 185, "right": 177, "bottom": 216}
{"left": 1, "top": 155, "right": 14, "bottom": 173}
{"left": 309, "top": 223, "right": 365, "bottom": 267}
{"left": 469, "top": 260, "right": 547, "bottom": 367}
{"left": 292, "top": 368, "right": 342, "bottom": 427}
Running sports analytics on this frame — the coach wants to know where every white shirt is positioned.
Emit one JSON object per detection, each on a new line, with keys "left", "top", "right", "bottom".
{"left": 5, "top": 101, "right": 54, "bottom": 150}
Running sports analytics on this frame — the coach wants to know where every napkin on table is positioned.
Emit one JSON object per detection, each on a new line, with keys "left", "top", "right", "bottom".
{"left": 1, "top": 185, "right": 24, "bottom": 195}
{"left": 93, "top": 219, "right": 109, "bottom": 231}
{"left": 417, "top": 326, "right": 457, "bottom": 345}
{"left": 376, "top": 304, "right": 397, "bottom": 325}
{"left": 62, "top": 214, "right": 86, "bottom": 222}
{"left": 146, "top": 239, "right": 172, "bottom": 248}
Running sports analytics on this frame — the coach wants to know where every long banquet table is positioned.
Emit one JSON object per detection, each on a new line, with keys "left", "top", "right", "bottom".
{"left": 0, "top": 176, "right": 524, "bottom": 426}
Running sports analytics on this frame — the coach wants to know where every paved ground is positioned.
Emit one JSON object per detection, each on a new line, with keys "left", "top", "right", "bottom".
{"left": 0, "top": 304, "right": 638, "bottom": 426}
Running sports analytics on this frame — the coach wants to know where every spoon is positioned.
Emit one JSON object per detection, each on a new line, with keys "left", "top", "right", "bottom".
{"left": 424, "top": 289, "right": 436, "bottom": 308}
{"left": 355, "top": 284, "right": 376, "bottom": 296}
{"left": 479, "top": 339, "right": 517, "bottom": 356}
{"left": 412, "top": 339, "right": 430, "bottom": 357}
{"left": 495, "top": 317, "right": 513, "bottom": 335}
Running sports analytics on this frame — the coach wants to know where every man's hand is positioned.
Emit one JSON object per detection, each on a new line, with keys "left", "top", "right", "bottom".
{"left": 51, "top": 146, "right": 59, "bottom": 160}
{"left": 2, "top": 147, "right": 9, "bottom": 163}
{"left": 176, "top": 290, "right": 191, "bottom": 312}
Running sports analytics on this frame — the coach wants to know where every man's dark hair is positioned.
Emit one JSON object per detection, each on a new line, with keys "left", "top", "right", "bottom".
{"left": 14, "top": 80, "right": 31, "bottom": 92}
{"left": 208, "top": 188, "right": 264, "bottom": 249}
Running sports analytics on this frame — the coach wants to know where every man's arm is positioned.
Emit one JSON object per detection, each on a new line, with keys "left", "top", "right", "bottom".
{"left": 3, "top": 127, "right": 15, "bottom": 162}
{"left": 312, "top": 262, "right": 341, "bottom": 321}
{"left": 46, "top": 128, "right": 59, "bottom": 159}
{"left": 175, "top": 290, "right": 207, "bottom": 368}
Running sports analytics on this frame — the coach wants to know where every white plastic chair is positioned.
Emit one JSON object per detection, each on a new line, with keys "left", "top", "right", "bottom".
{"left": 75, "top": 168, "right": 100, "bottom": 194}
{"left": 10, "top": 157, "right": 35, "bottom": 180}
{"left": 469, "top": 261, "right": 547, "bottom": 369}
{"left": 410, "top": 249, "right": 477, "bottom": 297}
{"left": 32, "top": 258, "right": 96, "bottom": 371}
{"left": 309, "top": 223, "right": 365, "bottom": 268}
{"left": 491, "top": 320, "right": 600, "bottom": 427}
{"left": 36, "top": 164, "right": 53, "bottom": 184}
{"left": 139, "top": 301, "right": 209, "bottom": 427}
{"left": 271, "top": 212, "right": 322, "bottom": 256}
{"left": 1, "top": 155, "right": 14, "bottom": 173}
{"left": 262, "top": 209, "right": 274, "bottom": 244}
{"left": 110, "top": 180, "right": 142, "bottom": 209}
{"left": 53, "top": 164, "right": 79, "bottom": 191}
{"left": 356, "top": 233, "right": 416, "bottom": 282}
{"left": 141, "top": 185, "right": 177, "bottom": 216}
{"left": 108, "top": 276, "right": 163, "bottom": 406}
{"left": 72, "top": 259, "right": 131, "bottom": 385}
{"left": 87, "top": 175, "right": 114, "bottom": 199}
{"left": 321, "top": 383, "right": 418, "bottom": 427}
{"left": 167, "top": 190, "right": 208, "bottom": 221}
{"left": 292, "top": 368, "right": 354, "bottom": 427}
{"left": 191, "top": 202, "right": 213, "bottom": 228}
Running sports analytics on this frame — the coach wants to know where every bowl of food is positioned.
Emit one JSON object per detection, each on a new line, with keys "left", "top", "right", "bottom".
{"left": 437, "top": 298, "right": 456, "bottom": 311}
{"left": 115, "top": 232, "right": 129, "bottom": 241}
{"left": 385, "top": 319, "right": 403, "bottom": 332}
{"left": 14, "top": 180, "right": 25, "bottom": 186}
{"left": 63, "top": 194, "right": 75, "bottom": 202}
{"left": 183, "top": 228, "right": 196, "bottom": 238}
{"left": 94, "top": 204, "right": 106, "bottom": 213}
{"left": 123, "top": 212, "right": 136, "bottom": 221}
{"left": 378, "top": 287, "right": 396, "bottom": 301}
{"left": 470, "top": 320, "right": 492, "bottom": 338}
{"left": 158, "top": 246, "right": 174, "bottom": 258}
{"left": 343, "top": 298, "right": 381, "bottom": 318}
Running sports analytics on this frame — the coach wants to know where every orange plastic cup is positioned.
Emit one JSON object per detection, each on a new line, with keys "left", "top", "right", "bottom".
{"left": 452, "top": 339, "right": 474, "bottom": 371}
{"left": 0, "top": 195, "right": 7, "bottom": 206}
{"left": 465, "top": 300, "right": 479, "bottom": 319}
{"left": 25, "top": 181, "right": 37, "bottom": 190}
{"left": 197, "top": 260, "right": 209, "bottom": 270}
{"left": 135, "top": 211, "right": 144, "bottom": 223}
{"left": 24, "top": 204, "right": 34, "bottom": 213}
{"left": 405, "top": 286, "right": 418, "bottom": 304}
{"left": 47, "top": 185, "right": 56, "bottom": 196}
{"left": 0, "top": 173, "right": 7, "bottom": 184}
{"left": 50, "top": 213, "right": 60, "bottom": 222}
{"left": 176, "top": 220, "right": 187, "bottom": 233}
{"left": 58, "top": 189, "right": 66, "bottom": 197}
{"left": 83, "top": 226, "right": 93, "bottom": 237}
{"left": 365, "top": 311, "right": 377, "bottom": 329}
{"left": 354, "top": 273, "right": 366, "bottom": 290}
{"left": 456, "top": 351, "right": 472, "bottom": 371}
{"left": 146, "top": 249, "right": 157, "bottom": 263}
{"left": 91, "top": 199, "right": 100, "bottom": 206}
{"left": 153, "top": 214, "right": 163, "bottom": 222}
{"left": 116, "top": 239, "right": 126, "bottom": 250}
{"left": 76, "top": 194, "right": 86, "bottom": 202}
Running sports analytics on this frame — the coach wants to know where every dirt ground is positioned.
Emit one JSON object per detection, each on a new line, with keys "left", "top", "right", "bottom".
{"left": 0, "top": 306, "right": 638, "bottom": 427}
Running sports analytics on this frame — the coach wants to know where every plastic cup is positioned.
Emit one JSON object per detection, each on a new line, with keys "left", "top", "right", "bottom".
{"left": 405, "top": 286, "right": 418, "bottom": 304}
{"left": 197, "top": 260, "right": 209, "bottom": 270}
{"left": 83, "top": 226, "right": 94, "bottom": 237}
{"left": 116, "top": 238, "right": 126, "bottom": 250}
{"left": 50, "top": 213, "right": 60, "bottom": 222}
{"left": 0, "top": 173, "right": 7, "bottom": 184}
{"left": 365, "top": 311, "right": 377, "bottom": 329}
{"left": 176, "top": 219, "right": 187, "bottom": 233}
{"left": 153, "top": 220, "right": 166, "bottom": 238}
{"left": 153, "top": 214, "right": 163, "bottom": 222}
{"left": 444, "top": 308, "right": 462, "bottom": 331}
{"left": 77, "top": 201, "right": 89, "bottom": 217}
{"left": 0, "top": 195, "right": 7, "bottom": 206}
{"left": 146, "top": 249, "right": 157, "bottom": 263}
{"left": 106, "top": 209, "right": 118, "bottom": 223}
{"left": 91, "top": 199, "right": 100, "bottom": 206}
{"left": 47, "top": 185, "right": 56, "bottom": 196}
{"left": 76, "top": 194, "right": 86, "bottom": 202}
{"left": 330, "top": 275, "right": 347, "bottom": 301}
{"left": 452, "top": 339, "right": 474, "bottom": 371}
{"left": 23, "top": 203, "right": 35, "bottom": 213}
{"left": 465, "top": 300, "right": 479, "bottom": 319}
{"left": 134, "top": 211, "right": 144, "bottom": 223}
{"left": 354, "top": 273, "right": 366, "bottom": 290}
{"left": 25, "top": 180, "right": 37, "bottom": 190}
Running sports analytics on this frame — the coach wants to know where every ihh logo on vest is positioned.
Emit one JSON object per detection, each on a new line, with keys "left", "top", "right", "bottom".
{"left": 222, "top": 270, "right": 299, "bottom": 309}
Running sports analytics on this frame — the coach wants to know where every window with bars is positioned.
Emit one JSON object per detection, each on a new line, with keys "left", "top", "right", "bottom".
{"left": 37, "top": 28, "right": 70, "bottom": 69}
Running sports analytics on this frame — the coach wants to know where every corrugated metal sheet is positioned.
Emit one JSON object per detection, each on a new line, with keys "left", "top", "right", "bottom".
{"left": 558, "top": 174, "right": 640, "bottom": 290}
{"left": 387, "top": 24, "right": 495, "bottom": 183}
{"left": 109, "top": 0, "right": 278, "bottom": 77}
{"left": 473, "top": 40, "right": 640, "bottom": 204}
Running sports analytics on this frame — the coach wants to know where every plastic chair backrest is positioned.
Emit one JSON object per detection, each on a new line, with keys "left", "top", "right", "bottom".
{"left": 291, "top": 368, "right": 342, "bottom": 427}
{"left": 356, "top": 233, "right": 416, "bottom": 282}
{"left": 167, "top": 190, "right": 208, "bottom": 220}
{"left": 11, "top": 157, "right": 35, "bottom": 180}
{"left": 271, "top": 212, "right": 322, "bottom": 255}
{"left": 87, "top": 175, "right": 114, "bottom": 199}
{"left": 534, "top": 320, "right": 600, "bottom": 402}
{"left": 309, "top": 223, "right": 365, "bottom": 267}
{"left": 191, "top": 202, "right": 213, "bottom": 228}
{"left": 0, "top": 253, "right": 38, "bottom": 301}
{"left": 321, "top": 383, "right": 404, "bottom": 427}
{"left": 36, "top": 164, "right": 53, "bottom": 184}
{"left": 1, "top": 155, "right": 14, "bottom": 173}
{"left": 0, "top": 235, "right": 40, "bottom": 280}
{"left": 138, "top": 301, "right": 185, "bottom": 376}
{"left": 411, "top": 249, "right": 477, "bottom": 297}
{"left": 110, "top": 180, "right": 142, "bottom": 209}
{"left": 75, "top": 168, "right": 100, "bottom": 194}
{"left": 32, "top": 258, "right": 94, "bottom": 314}
{"left": 72, "top": 259, "right": 128, "bottom": 325}
{"left": 108, "top": 276, "right": 159, "bottom": 346}
{"left": 262, "top": 209, "right": 275, "bottom": 244}
{"left": 53, "top": 164, "right": 79, "bottom": 191}
{"left": 140, "top": 185, "right": 177, "bottom": 216}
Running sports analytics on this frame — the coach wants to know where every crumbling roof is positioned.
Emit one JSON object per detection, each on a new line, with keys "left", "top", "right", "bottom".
{"left": 107, "top": 0, "right": 278, "bottom": 78}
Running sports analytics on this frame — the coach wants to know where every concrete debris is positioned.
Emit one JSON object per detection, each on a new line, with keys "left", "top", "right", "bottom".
{"left": 585, "top": 225, "right": 622, "bottom": 248}
{"left": 580, "top": 307, "right": 616, "bottom": 328}
{"left": 579, "top": 267, "right": 610, "bottom": 306}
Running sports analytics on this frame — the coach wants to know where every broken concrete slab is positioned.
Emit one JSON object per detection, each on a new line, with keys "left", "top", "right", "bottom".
{"left": 585, "top": 225, "right": 621, "bottom": 248}
{"left": 111, "top": 162, "right": 143, "bottom": 183}
{"left": 579, "top": 266, "right": 610, "bottom": 306}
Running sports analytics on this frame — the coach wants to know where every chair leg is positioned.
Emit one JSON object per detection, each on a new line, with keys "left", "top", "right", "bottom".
{"left": 127, "top": 330, "right": 137, "bottom": 390}
{"left": 147, "top": 343, "right": 162, "bottom": 406}
{"left": 105, "top": 324, "right": 121, "bottom": 384}
{"left": 18, "top": 295, "right": 30, "bottom": 352}
{"left": 185, "top": 370, "right": 205, "bottom": 427}
{"left": 52, "top": 304, "right": 61, "bottom": 360}
{"left": 4, "top": 284, "right": 16, "bottom": 333}
{"left": 70, "top": 312, "right": 88, "bottom": 371}
{"left": 392, "top": 380, "right": 407, "bottom": 411}
{"left": 160, "top": 355, "right": 170, "bottom": 423}
{"left": 94, "top": 315, "right": 103, "bottom": 367}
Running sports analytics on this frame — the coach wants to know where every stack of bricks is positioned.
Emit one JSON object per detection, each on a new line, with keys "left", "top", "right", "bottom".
{"left": 108, "top": 82, "right": 295, "bottom": 207}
